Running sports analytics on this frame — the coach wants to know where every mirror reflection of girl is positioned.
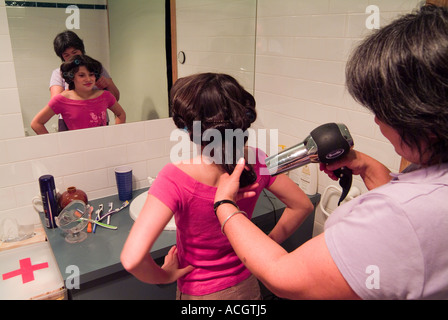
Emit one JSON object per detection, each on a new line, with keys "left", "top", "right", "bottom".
{"left": 121, "top": 73, "right": 314, "bottom": 300}
{"left": 31, "top": 55, "right": 126, "bottom": 135}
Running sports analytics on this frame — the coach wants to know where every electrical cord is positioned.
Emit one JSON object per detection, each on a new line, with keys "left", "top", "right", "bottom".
{"left": 262, "top": 189, "right": 278, "bottom": 224}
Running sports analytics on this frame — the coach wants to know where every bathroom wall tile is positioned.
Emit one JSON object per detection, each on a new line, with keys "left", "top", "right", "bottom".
{"left": 5, "top": 134, "right": 60, "bottom": 162}
{"left": 29, "top": 153, "right": 86, "bottom": 180}
{"left": 0, "top": 161, "right": 35, "bottom": 188}
{"left": 0, "top": 141, "right": 9, "bottom": 164}
{"left": 0, "top": 187, "right": 16, "bottom": 211}
{"left": 0, "top": 62, "right": 17, "bottom": 89}
{"left": 126, "top": 139, "right": 166, "bottom": 164}
{"left": 0, "top": 88, "right": 21, "bottom": 114}
{"left": 62, "top": 169, "right": 109, "bottom": 195}
{"left": 13, "top": 181, "right": 41, "bottom": 209}
{"left": 0, "top": 35, "right": 12, "bottom": 61}
{"left": 0, "top": 206, "right": 41, "bottom": 226}
{"left": 85, "top": 145, "right": 128, "bottom": 172}
{"left": 304, "top": 59, "right": 345, "bottom": 85}
{"left": 57, "top": 127, "right": 105, "bottom": 155}
{"left": 308, "top": 14, "right": 347, "bottom": 38}
{"left": 0, "top": 7, "right": 9, "bottom": 35}
{"left": 294, "top": 37, "right": 356, "bottom": 62}
{"left": 334, "top": 108, "right": 376, "bottom": 139}
{"left": 144, "top": 118, "right": 177, "bottom": 141}
{"left": 103, "top": 122, "right": 146, "bottom": 148}
{"left": 329, "top": 0, "right": 369, "bottom": 14}
{"left": 0, "top": 114, "right": 24, "bottom": 140}
{"left": 370, "top": 0, "right": 421, "bottom": 12}
{"left": 346, "top": 13, "right": 373, "bottom": 38}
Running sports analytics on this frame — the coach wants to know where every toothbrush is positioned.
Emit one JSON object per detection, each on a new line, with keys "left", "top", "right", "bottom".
{"left": 87, "top": 205, "right": 93, "bottom": 233}
{"left": 93, "top": 204, "right": 103, "bottom": 234}
{"left": 98, "top": 201, "right": 130, "bottom": 222}
{"left": 80, "top": 218, "right": 118, "bottom": 230}
{"left": 107, "top": 202, "right": 113, "bottom": 225}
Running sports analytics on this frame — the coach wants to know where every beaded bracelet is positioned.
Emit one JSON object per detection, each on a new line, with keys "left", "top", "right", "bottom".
{"left": 221, "top": 210, "right": 248, "bottom": 235}
{"left": 213, "top": 199, "right": 239, "bottom": 216}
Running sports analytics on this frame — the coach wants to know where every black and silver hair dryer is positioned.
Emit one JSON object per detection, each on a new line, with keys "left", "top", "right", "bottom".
{"left": 265, "top": 123, "right": 354, "bottom": 205}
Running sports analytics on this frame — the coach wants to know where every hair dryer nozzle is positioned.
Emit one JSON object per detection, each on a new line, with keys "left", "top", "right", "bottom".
{"left": 264, "top": 123, "right": 354, "bottom": 176}
{"left": 265, "top": 136, "right": 319, "bottom": 176}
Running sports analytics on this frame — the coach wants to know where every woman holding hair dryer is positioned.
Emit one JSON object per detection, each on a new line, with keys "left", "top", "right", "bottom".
{"left": 213, "top": 5, "right": 448, "bottom": 300}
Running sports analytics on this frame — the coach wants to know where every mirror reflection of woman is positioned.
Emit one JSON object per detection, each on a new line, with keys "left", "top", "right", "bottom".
{"left": 50, "top": 30, "right": 120, "bottom": 101}
{"left": 31, "top": 55, "right": 126, "bottom": 135}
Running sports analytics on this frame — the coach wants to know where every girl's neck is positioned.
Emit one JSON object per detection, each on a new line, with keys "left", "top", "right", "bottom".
{"left": 71, "top": 88, "right": 101, "bottom": 100}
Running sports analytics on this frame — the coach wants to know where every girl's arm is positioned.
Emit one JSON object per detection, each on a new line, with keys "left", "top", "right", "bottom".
{"left": 109, "top": 102, "right": 126, "bottom": 125}
{"left": 121, "top": 194, "right": 194, "bottom": 284}
{"left": 214, "top": 159, "right": 359, "bottom": 299}
{"left": 31, "top": 105, "right": 56, "bottom": 135}
{"left": 266, "top": 174, "right": 314, "bottom": 244}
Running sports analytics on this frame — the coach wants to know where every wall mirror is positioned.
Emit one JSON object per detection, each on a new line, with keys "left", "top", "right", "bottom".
{"left": 6, "top": 0, "right": 257, "bottom": 137}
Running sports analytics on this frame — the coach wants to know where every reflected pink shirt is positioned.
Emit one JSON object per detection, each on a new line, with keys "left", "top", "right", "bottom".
{"left": 49, "top": 91, "right": 116, "bottom": 131}
{"left": 148, "top": 148, "right": 277, "bottom": 296}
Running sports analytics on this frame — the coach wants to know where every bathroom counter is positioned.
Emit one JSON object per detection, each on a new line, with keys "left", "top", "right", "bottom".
{"left": 43, "top": 188, "right": 320, "bottom": 299}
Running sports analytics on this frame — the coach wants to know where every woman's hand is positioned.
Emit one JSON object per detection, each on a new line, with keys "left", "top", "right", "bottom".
{"left": 320, "top": 149, "right": 392, "bottom": 190}
{"left": 214, "top": 158, "right": 259, "bottom": 204}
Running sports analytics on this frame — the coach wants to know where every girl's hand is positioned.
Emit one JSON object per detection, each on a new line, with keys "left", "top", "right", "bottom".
{"left": 161, "top": 246, "right": 194, "bottom": 283}
{"left": 214, "top": 158, "right": 259, "bottom": 204}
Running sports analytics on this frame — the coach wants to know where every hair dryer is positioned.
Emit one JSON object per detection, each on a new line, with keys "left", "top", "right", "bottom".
{"left": 265, "top": 123, "right": 354, "bottom": 205}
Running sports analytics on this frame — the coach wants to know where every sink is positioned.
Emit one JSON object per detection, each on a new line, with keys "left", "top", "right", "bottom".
{"left": 129, "top": 192, "right": 176, "bottom": 230}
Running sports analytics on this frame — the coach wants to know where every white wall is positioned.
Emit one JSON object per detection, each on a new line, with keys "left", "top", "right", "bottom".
{"left": 108, "top": 0, "right": 169, "bottom": 122}
{"left": 253, "top": 0, "right": 421, "bottom": 234}
{"left": 176, "top": 0, "right": 257, "bottom": 92}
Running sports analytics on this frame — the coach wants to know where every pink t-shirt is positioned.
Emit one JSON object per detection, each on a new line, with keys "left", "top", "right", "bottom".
{"left": 149, "top": 148, "right": 276, "bottom": 296}
{"left": 49, "top": 91, "right": 116, "bottom": 131}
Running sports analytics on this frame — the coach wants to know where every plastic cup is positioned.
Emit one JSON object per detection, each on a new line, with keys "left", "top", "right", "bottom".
{"left": 115, "top": 166, "right": 133, "bottom": 201}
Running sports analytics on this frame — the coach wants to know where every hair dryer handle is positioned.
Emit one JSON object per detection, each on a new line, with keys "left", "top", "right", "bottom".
{"left": 333, "top": 167, "right": 353, "bottom": 206}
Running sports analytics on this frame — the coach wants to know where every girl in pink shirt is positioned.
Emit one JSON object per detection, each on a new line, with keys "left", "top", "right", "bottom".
{"left": 31, "top": 55, "right": 125, "bottom": 134}
{"left": 121, "top": 73, "right": 313, "bottom": 299}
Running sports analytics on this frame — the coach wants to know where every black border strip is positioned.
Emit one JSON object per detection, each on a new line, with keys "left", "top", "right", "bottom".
{"left": 5, "top": 1, "right": 107, "bottom": 10}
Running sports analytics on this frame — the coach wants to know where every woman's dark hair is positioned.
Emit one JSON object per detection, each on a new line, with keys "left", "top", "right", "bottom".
{"left": 346, "top": 5, "right": 448, "bottom": 165}
{"left": 60, "top": 55, "right": 102, "bottom": 90}
{"left": 53, "top": 30, "right": 86, "bottom": 61}
{"left": 170, "top": 73, "right": 257, "bottom": 187}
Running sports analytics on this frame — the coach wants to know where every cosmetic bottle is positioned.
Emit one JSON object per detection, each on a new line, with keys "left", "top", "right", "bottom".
{"left": 38, "top": 175, "right": 59, "bottom": 229}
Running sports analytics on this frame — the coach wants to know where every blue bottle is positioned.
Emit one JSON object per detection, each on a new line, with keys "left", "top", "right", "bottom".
{"left": 38, "top": 175, "right": 59, "bottom": 229}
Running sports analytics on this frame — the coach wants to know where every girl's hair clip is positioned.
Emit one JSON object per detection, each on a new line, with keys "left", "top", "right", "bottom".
{"left": 74, "top": 59, "right": 81, "bottom": 65}
{"left": 204, "top": 120, "right": 232, "bottom": 124}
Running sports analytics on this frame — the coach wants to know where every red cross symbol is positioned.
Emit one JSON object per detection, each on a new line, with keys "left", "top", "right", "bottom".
{"left": 2, "top": 258, "right": 49, "bottom": 284}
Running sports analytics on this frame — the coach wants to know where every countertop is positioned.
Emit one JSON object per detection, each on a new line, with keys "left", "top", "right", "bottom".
{"left": 43, "top": 188, "right": 290, "bottom": 286}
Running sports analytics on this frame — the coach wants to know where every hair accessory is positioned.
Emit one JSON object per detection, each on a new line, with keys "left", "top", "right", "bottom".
{"left": 74, "top": 59, "right": 80, "bottom": 65}
{"left": 246, "top": 110, "right": 256, "bottom": 123}
{"left": 205, "top": 120, "right": 232, "bottom": 124}
{"left": 213, "top": 199, "right": 239, "bottom": 216}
